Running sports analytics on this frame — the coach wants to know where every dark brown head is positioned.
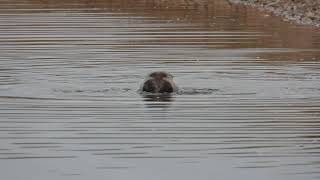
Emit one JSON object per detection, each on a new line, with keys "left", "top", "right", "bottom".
{"left": 149, "top": 71, "right": 172, "bottom": 80}
{"left": 142, "top": 71, "right": 177, "bottom": 93}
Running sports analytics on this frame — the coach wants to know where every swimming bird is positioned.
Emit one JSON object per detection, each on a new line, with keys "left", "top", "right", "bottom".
{"left": 141, "top": 71, "right": 178, "bottom": 93}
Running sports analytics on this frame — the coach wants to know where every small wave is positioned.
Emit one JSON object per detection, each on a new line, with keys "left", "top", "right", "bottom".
{"left": 53, "top": 88, "right": 133, "bottom": 94}
{"left": 177, "top": 88, "right": 220, "bottom": 95}
{"left": 55, "top": 87, "right": 219, "bottom": 96}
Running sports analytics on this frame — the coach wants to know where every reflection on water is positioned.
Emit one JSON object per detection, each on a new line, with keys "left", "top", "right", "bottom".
{"left": 142, "top": 93, "right": 174, "bottom": 102}
{"left": 1, "top": 0, "right": 320, "bottom": 180}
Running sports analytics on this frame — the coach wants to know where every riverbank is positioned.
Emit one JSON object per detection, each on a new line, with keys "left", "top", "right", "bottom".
{"left": 228, "top": 0, "right": 320, "bottom": 27}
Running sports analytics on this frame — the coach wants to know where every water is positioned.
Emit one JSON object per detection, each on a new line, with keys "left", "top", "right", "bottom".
{"left": 1, "top": 0, "right": 320, "bottom": 179}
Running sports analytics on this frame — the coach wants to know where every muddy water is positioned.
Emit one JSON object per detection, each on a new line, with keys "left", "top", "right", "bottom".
{"left": 1, "top": 0, "right": 320, "bottom": 179}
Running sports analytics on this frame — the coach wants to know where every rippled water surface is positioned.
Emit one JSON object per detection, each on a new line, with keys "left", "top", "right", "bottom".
{"left": 1, "top": 0, "right": 320, "bottom": 179}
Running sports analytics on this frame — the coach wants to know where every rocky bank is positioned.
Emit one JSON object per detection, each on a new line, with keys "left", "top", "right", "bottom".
{"left": 228, "top": 0, "right": 320, "bottom": 27}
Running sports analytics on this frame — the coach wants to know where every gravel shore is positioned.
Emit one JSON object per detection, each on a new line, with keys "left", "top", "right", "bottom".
{"left": 228, "top": 0, "right": 320, "bottom": 27}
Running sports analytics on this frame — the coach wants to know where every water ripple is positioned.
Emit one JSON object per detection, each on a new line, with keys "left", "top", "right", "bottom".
{"left": 1, "top": 0, "right": 320, "bottom": 180}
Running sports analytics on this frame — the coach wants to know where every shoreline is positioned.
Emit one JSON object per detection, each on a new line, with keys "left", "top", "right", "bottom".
{"left": 228, "top": 0, "right": 320, "bottom": 27}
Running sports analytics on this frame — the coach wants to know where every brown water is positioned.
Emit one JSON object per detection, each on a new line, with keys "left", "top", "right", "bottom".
{"left": 1, "top": 0, "right": 320, "bottom": 179}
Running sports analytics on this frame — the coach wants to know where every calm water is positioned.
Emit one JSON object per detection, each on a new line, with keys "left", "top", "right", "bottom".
{"left": 1, "top": 0, "right": 320, "bottom": 179}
